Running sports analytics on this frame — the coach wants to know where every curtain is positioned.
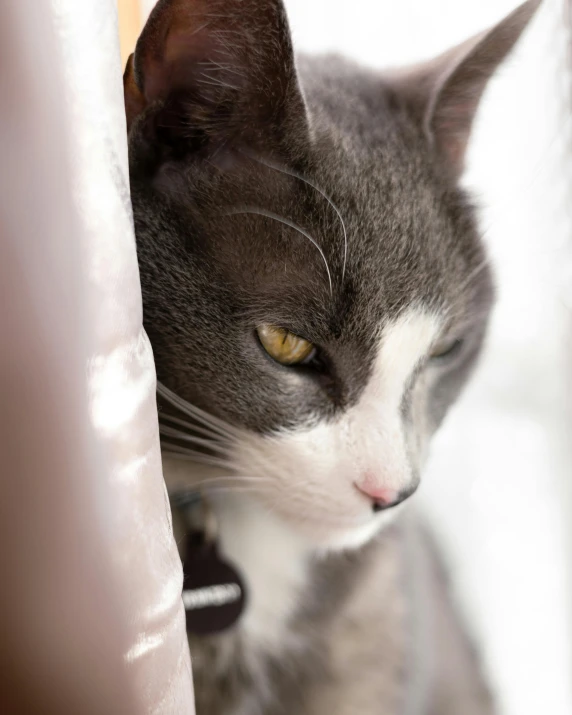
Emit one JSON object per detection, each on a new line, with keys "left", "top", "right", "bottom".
{"left": 0, "top": 0, "right": 194, "bottom": 711}
{"left": 49, "top": 0, "right": 195, "bottom": 710}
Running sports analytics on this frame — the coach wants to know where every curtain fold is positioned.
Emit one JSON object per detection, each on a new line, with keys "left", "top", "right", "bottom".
{"left": 49, "top": 0, "right": 195, "bottom": 710}
{"left": 0, "top": 0, "right": 194, "bottom": 711}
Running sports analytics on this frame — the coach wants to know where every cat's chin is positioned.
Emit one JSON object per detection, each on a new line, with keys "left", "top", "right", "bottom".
{"left": 242, "top": 489, "right": 406, "bottom": 553}
{"left": 242, "top": 491, "right": 402, "bottom": 553}
{"left": 293, "top": 508, "right": 401, "bottom": 553}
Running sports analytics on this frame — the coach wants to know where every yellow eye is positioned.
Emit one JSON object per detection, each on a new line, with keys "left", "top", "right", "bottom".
{"left": 257, "top": 324, "right": 315, "bottom": 366}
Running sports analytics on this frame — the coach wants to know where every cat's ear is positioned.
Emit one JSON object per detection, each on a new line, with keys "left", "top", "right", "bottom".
{"left": 123, "top": 0, "right": 308, "bottom": 161}
{"left": 395, "top": 0, "right": 541, "bottom": 176}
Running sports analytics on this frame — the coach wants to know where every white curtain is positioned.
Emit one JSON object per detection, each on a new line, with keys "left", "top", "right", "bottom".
{"left": 0, "top": 0, "right": 196, "bottom": 711}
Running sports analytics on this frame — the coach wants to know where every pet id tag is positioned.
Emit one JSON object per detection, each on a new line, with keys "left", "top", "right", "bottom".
{"left": 174, "top": 492, "right": 247, "bottom": 635}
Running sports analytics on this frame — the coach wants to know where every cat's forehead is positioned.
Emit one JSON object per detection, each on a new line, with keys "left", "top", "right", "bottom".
{"left": 211, "top": 142, "right": 480, "bottom": 343}
{"left": 160, "top": 54, "right": 487, "bottom": 346}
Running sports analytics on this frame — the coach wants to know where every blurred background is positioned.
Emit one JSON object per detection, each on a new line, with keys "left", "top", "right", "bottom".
{"left": 123, "top": 1, "right": 572, "bottom": 713}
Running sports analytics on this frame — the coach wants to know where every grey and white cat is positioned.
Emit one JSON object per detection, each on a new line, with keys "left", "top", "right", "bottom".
{"left": 124, "top": 1, "right": 540, "bottom": 713}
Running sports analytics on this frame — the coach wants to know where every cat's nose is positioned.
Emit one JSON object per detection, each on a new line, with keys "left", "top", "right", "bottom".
{"left": 370, "top": 487, "right": 416, "bottom": 512}
{"left": 356, "top": 481, "right": 418, "bottom": 512}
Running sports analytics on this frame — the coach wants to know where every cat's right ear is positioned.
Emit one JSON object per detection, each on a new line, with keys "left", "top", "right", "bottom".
{"left": 393, "top": 0, "right": 541, "bottom": 178}
{"left": 123, "top": 0, "right": 308, "bottom": 165}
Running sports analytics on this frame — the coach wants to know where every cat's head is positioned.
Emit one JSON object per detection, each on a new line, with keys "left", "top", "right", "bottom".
{"left": 126, "top": 0, "right": 539, "bottom": 550}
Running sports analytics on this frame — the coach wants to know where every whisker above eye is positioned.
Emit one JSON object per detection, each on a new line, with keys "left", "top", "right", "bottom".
{"left": 225, "top": 207, "right": 334, "bottom": 298}
{"left": 244, "top": 153, "right": 349, "bottom": 283}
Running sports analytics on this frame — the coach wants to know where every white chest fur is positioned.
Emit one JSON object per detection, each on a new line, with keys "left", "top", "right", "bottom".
{"left": 209, "top": 492, "right": 311, "bottom": 650}
{"left": 163, "top": 459, "right": 311, "bottom": 653}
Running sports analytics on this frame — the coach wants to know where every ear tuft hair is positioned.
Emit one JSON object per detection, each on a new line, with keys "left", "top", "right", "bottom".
{"left": 123, "top": 0, "right": 308, "bottom": 162}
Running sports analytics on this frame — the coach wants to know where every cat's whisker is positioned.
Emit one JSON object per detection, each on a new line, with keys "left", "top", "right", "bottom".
{"left": 246, "top": 154, "right": 349, "bottom": 283}
{"left": 164, "top": 470, "right": 276, "bottom": 496}
{"left": 174, "top": 477, "right": 275, "bottom": 493}
{"left": 226, "top": 207, "right": 333, "bottom": 298}
{"left": 159, "top": 412, "right": 230, "bottom": 444}
{"left": 161, "top": 445, "right": 233, "bottom": 469}
{"left": 157, "top": 382, "right": 241, "bottom": 440}
{"left": 161, "top": 408, "right": 234, "bottom": 442}
{"left": 159, "top": 424, "right": 230, "bottom": 455}
{"left": 159, "top": 411, "right": 232, "bottom": 444}
{"left": 207, "top": 475, "right": 274, "bottom": 486}
{"left": 188, "top": 485, "right": 274, "bottom": 497}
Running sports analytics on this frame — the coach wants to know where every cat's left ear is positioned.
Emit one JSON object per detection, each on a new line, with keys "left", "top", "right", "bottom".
{"left": 395, "top": 0, "right": 541, "bottom": 177}
{"left": 123, "top": 0, "right": 308, "bottom": 162}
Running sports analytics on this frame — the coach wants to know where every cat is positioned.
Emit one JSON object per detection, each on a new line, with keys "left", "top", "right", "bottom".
{"left": 124, "top": 0, "right": 540, "bottom": 713}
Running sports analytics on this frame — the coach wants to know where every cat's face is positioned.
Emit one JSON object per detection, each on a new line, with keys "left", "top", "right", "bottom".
{"left": 126, "top": 0, "right": 538, "bottom": 549}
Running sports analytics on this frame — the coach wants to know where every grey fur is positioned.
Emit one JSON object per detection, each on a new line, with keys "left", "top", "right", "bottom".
{"left": 125, "top": 0, "right": 540, "bottom": 712}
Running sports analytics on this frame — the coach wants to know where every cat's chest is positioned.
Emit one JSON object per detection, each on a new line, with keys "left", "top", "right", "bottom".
{"left": 165, "top": 459, "right": 412, "bottom": 715}
{"left": 189, "top": 534, "right": 411, "bottom": 715}
{"left": 166, "top": 459, "right": 312, "bottom": 649}
{"left": 207, "top": 491, "right": 312, "bottom": 651}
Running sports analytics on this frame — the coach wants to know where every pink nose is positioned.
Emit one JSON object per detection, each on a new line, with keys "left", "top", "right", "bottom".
{"left": 356, "top": 482, "right": 399, "bottom": 506}
{"left": 355, "top": 479, "right": 419, "bottom": 512}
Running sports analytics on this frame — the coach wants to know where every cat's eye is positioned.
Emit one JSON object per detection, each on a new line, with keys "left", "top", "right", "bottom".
{"left": 257, "top": 325, "right": 315, "bottom": 366}
{"left": 430, "top": 337, "right": 463, "bottom": 360}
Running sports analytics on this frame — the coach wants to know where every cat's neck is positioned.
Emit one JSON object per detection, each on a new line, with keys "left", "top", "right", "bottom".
{"left": 164, "top": 458, "right": 314, "bottom": 652}
{"left": 208, "top": 491, "right": 312, "bottom": 651}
